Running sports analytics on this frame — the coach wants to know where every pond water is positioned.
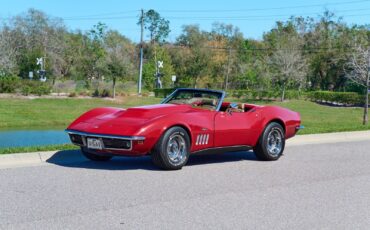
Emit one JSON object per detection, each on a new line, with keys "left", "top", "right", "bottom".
{"left": 0, "top": 130, "right": 70, "bottom": 148}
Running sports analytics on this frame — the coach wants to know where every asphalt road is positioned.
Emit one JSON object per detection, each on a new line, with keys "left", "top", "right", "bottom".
{"left": 1, "top": 141, "right": 370, "bottom": 229}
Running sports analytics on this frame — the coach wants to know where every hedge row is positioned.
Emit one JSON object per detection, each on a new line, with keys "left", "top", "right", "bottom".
{"left": 306, "top": 91, "right": 364, "bottom": 105}
{"left": 0, "top": 76, "right": 51, "bottom": 96}
{"left": 228, "top": 90, "right": 305, "bottom": 100}
{"left": 153, "top": 88, "right": 365, "bottom": 106}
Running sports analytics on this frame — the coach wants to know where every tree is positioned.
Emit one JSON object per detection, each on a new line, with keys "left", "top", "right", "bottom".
{"left": 104, "top": 31, "right": 136, "bottom": 98}
{"left": 79, "top": 22, "right": 107, "bottom": 88}
{"left": 210, "top": 23, "right": 244, "bottom": 90}
{"left": 176, "top": 25, "right": 211, "bottom": 88}
{"left": 269, "top": 35, "right": 307, "bottom": 101}
{"left": 345, "top": 45, "right": 370, "bottom": 125}
{"left": 303, "top": 12, "right": 349, "bottom": 91}
{"left": 3, "top": 9, "right": 67, "bottom": 81}
{"left": 140, "top": 9, "right": 170, "bottom": 44}
{"left": 0, "top": 25, "right": 18, "bottom": 75}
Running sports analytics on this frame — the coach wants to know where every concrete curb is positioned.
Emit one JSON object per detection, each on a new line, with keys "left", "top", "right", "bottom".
{"left": 0, "top": 151, "right": 58, "bottom": 169}
{"left": 287, "top": 130, "right": 370, "bottom": 146}
{"left": 0, "top": 130, "right": 369, "bottom": 169}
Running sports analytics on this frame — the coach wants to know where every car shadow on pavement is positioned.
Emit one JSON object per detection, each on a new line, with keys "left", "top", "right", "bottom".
{"left": 46, "top": 149, "right": 258, "bottom": 171}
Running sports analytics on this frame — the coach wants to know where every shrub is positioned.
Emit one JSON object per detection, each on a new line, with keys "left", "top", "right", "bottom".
{"left": 21, "top": 85, "right": 32, "bottom": 96}
{"left": 154, "top": 88, "right": 176, "bottom": 98}
{"left": 307, "top": 91, "right": 363, "bottom": 105}
{"left": 20, "top": 80, "right": 51, "bottom": 96}
{"left": 228, "top": 89, "right": 302, "bottom": 100}
{"left": 92, "top": 89, "right": 100, "bottom": 97}
{"left": 0, "top": 76, "right": 20, "bottom": 93}
{"left": 283, "top": 90, "right": 306, "bottom": 100}
{"left": 100, "top": 89, "right": 111, "bottom": 97}
{"left": 35, "top": 85, "right": 51, "bottom": 96}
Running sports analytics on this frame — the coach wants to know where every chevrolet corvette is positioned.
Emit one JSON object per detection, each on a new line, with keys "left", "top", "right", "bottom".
{"left": 66, "top": 88, "right": 303, "bottom": 170}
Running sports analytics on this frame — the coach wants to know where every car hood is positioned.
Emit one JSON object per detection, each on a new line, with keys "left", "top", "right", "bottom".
{"left": 69, "top": 104, "right": 193, "bottom": 136}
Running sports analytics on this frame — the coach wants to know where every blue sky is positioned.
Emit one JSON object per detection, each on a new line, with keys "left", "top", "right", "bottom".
{"left": 1, "top": 0, "right": 370, "bottom": 43}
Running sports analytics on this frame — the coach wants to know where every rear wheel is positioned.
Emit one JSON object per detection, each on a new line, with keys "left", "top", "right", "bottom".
{"left": 80, "top": 147, "right": 113, "bottom": 161}
{"left": 151, "top": 126, "right": 190, "bottom": 170}
{"left": 253, "top": 122, "right": 285, "bottom": 161}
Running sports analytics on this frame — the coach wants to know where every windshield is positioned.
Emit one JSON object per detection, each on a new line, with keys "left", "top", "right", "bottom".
{"left": 162, "top": 89, "right": 224, "bottom": 111}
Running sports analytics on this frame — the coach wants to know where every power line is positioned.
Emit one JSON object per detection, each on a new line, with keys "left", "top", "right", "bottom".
{"left": 1, "top": 4, "right": 370, "bottom": 21}
{"left": 63, "top": 10, "right": 140, "bottom": 19}
{"left": 63, "top": 16, "right": 138, "bottom": 21}
{"left": 157, "top": 0, "right": 370, "bottom": 12}
{"left": 162, "top": 7, "right": 370, "bottom": 19}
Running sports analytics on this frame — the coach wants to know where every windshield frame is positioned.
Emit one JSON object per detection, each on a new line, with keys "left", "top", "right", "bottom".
{"left": 161, "top": 88, "right": 225, "bottom": 111}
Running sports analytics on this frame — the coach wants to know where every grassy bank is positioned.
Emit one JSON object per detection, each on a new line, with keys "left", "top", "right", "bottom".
{"left": 0, "top": 96, "right": 161, "bottom": 129}
{"left": 0, "top": 96, "right": 369, "bottom": 134}
{"left": 263, "top": 100, "right": 369, "bottom": 134}
{"left": 0, "top": 144, "right": 77, "bottom": 155}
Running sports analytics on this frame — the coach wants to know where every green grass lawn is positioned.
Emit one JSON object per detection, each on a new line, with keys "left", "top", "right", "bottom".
{"left": 0, "top": 96, "right": 370, "bottom": 134}
{"left": 263, "top": 100, "right": 369, "bottom": 134}
{"left": 0, "top": 96, "right": 161, "bottom": 129}
{"left": 0, "top": 96, "right": 368, "bottom": 133}
{"left": 0, "top": 96, "right": 369, "bottom": 154}
{"left": 0, "top": 144, "right": 76, "bottom": 155}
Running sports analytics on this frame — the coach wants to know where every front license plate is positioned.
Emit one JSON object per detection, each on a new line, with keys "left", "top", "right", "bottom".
{"left": 87, "top": 138, "right": 103, "bottom": 150}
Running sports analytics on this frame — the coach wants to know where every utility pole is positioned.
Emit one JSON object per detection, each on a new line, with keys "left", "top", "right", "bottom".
{"left": 364, "top": 48, "right": 370, "bottom": 125}
{"left": 138, "top": 9, "right": 144, "bottom": 96}
{"left": 225, "top": 47, "right": 231, "bottom": 91}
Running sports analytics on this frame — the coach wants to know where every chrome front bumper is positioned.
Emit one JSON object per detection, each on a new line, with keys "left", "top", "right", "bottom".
{"left": 65, "top": 129, "right": 145, "bottom": 151}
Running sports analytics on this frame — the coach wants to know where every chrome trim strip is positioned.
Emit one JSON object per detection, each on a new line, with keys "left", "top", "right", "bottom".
{"left": 65, "top": 129, "right": 145, "bottom": 141}
{"left": 82, "top": 136, "right": 87, "bottom": 146}
{"left": 205, "top": 134, "right": 209, "bottom": 145}
{"left": 196, "top": 135, "right": 200, "bottom": 145}
{"left": 201, "top": 134, "right": 206, "bottom": 145}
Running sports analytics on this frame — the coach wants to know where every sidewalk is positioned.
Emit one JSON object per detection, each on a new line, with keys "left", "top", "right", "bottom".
{"left": 1, "top": 130, "right": 369, "bottom": 169}
{"left": 287, "top": 130, "right": 370, "bottom": 146}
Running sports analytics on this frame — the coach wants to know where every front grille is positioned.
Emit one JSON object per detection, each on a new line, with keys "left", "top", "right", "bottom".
{"left": 69, "top": 134, "right": 83, "bottom": 145}
{"left": 102, "top": 138, "right": 131, "bottom": 150}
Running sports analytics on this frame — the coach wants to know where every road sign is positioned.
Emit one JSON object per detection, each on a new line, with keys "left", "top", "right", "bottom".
{"left": 171, "top": 75, "right": 176, "bottom": 82}
{"left": 36, "top": 58, "right": 43, "bottom": 66}
{"left": 158, "top": 61, "right": 163, "bottom": 68}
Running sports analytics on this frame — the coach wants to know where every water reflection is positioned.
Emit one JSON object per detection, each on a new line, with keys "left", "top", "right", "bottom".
{"left": 0, "top": 130, "right": 69, "bottom": 148}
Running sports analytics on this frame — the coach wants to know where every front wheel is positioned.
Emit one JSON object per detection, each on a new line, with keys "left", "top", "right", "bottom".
{"left": 80, "top": 147, "right": 113, "bottom": 161}
{"left": 253, "top": 122, "right": 285, "bottom": 161}
{"left": 151, "top": 126, "right": 190, "bottom": 170}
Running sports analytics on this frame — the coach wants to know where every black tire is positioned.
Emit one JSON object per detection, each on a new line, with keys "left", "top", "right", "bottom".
{"left": 80, "top": 147, "right": 113, "bottom": 161}
{"left": 151, "top": 126, "right": 190, "bottom": 170}
{"left": 253, "top": 122, "right": 285, "bottom": 161}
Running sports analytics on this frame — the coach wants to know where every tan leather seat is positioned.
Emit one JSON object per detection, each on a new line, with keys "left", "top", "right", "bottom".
{"left": 227, "top": 103, "right": 245, "bottom": 113}
{"left": 237, "top": 103, "right": 245, "bottom": 112}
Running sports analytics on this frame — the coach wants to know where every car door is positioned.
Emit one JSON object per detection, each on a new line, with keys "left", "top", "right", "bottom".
{"left": 214, "top": 109, "right": 261, "bottom": 147}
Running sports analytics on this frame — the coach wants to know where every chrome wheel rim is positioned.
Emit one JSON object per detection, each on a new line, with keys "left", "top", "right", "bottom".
{"left": 267, "top": 128, "right": 283, "bottom": 157}
{"left": 167, "top": 133, "right": 186, "bottom": 165}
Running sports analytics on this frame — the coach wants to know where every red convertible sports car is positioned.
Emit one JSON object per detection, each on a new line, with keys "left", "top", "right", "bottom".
{"left": 66, "top": 88, "right": 303, "bottom": 170}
